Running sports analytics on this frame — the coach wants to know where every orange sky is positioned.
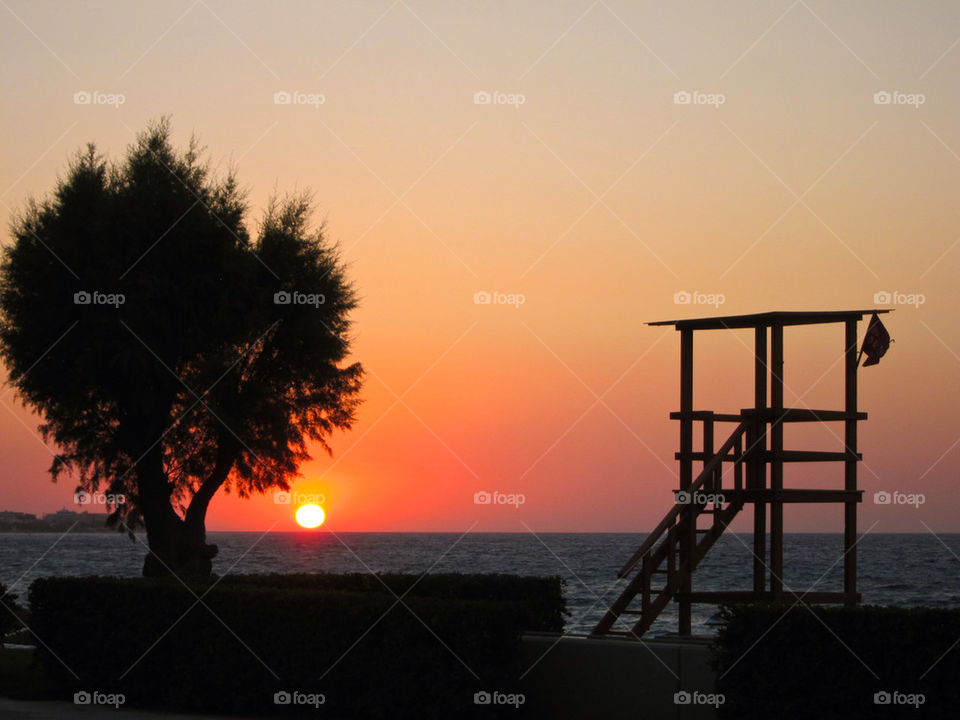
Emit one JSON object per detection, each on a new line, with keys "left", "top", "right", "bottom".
{"left": 1, "top": 1, "right": 959, "bottom": 533}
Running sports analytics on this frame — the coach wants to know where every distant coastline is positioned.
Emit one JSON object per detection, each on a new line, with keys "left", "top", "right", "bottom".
{"left": 0, "top": 509, "right": 113, "bottom": 533}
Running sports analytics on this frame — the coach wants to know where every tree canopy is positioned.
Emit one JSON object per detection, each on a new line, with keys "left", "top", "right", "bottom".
{"left": 0, "top": 119, "right": 363, "bottom": 574}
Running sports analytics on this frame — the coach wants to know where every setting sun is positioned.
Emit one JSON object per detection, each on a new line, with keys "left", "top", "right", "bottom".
{"left": 295, "top": 504, "right": 325, "bottom": 529}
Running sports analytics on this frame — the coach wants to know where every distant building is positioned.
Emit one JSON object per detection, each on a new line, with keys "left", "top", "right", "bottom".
{"left": 0, "top": 508, "right": 112, "bottom": 532}
{"left": 0, "top": 510, "right": 37, "bottom": 524}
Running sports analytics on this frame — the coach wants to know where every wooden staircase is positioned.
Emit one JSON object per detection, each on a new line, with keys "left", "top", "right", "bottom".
{"left": 592, "top": 421, "right": 750, "bottom": 637}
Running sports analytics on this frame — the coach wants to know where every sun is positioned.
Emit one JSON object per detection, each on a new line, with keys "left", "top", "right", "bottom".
{"left": 295, "top": 504, "right": 326, "bottom": 529}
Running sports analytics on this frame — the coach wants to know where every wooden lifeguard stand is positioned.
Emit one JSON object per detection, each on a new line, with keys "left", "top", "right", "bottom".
{"left": 592, "top": 310, "right": 890, "bottom": 638}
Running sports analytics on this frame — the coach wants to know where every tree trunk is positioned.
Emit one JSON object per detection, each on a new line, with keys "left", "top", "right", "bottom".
{"left": 138, "top": 443, "right": 219, "bottom": 578}
{"left": 139, "top": 439, "right": 236, "bottom": 578}
{"left": 141, "top": 505, "right": 215, "bottom": 578}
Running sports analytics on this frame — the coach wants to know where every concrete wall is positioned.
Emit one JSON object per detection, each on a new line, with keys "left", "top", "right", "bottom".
{"left": 519, "top": 634, "right": 721, "bottom": 720}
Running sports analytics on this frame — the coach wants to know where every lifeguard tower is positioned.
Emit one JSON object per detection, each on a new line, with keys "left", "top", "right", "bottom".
{"left": 592, "top": 310, "right": 890, "bottom": 638}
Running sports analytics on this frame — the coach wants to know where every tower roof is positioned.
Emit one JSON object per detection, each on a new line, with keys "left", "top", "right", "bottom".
{"left": 648, "top": 309, "right": 891, "bottom": 330}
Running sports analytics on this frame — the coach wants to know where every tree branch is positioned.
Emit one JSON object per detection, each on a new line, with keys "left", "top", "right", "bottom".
{"left": 185, "top": 437, "right": 239, "bottom": 529}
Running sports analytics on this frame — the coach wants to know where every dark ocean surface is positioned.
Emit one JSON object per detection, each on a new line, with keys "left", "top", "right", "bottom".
{"left": 2, "top": 532, "right": 958, "bottom": 636}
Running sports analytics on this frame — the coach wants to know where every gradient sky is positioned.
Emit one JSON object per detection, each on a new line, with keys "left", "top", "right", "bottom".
{"left": 1, "top": 1, "right": 959, "bottom": 534}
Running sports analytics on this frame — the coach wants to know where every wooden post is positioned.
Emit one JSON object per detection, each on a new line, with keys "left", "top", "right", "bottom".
{"left": 844, "top": 319, "right": 858, "bottom": 604}
{"left": 734, "top": 438, "right": 743, "bottom": 492}
{"left": 703, "top": 414, "right": 715, "bottom": 493}
{"left": 679, "top": 328, "right": 694, "bottom": 635}
{"left": 770, "top": 324, "right": 784, "bottom": 596}
{"left": 752, "top": 326, "right": 767, "bottom": 597}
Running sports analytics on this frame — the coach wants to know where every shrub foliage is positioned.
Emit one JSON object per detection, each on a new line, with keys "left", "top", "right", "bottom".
{"left": 30, "top": 573, "right": 565, "bottom": 718}
{"left": 715, "top": 603, "right": 960, "bottom": 720}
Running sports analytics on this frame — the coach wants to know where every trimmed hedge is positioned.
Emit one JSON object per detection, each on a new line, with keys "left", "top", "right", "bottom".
{"left": 0, "top": 583, "right": 21, "bottom": 643}
{"left": 715, "top": 604, "right": 960, "bottom": 720}
{"left": 217, "top": 573, "right": 565, "bottom": 631}
{"left": 30, "top": 574, "right": 564, "bottom": 718}
{"left": 0, "top": 583, "right": 9, "bottom": 640}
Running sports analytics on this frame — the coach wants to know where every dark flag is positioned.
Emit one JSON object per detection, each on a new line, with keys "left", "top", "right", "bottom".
{"left": 859, "top": 312, "right": 891, "bottom": 367}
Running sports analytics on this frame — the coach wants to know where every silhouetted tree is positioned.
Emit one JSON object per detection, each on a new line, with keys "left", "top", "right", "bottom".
{"left": 0, "top": 119, "right": 363, "bottom": 576}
